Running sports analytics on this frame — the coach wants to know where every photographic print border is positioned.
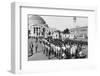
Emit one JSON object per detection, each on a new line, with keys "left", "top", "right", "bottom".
{"left": 11, "top": 2, "right": 96, "bottom": 74}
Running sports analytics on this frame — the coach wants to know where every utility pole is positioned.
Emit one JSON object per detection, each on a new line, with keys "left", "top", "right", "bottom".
{"left": 73, "top": 16, "right": 77, "bottom": 26}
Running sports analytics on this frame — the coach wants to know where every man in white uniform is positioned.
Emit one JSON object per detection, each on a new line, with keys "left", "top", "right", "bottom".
{"left": 70, "top": 44, "right": 77, "bottom": 58}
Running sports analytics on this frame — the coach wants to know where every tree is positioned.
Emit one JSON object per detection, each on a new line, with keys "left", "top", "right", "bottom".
{"left": 63, "top": 28, "right": 70, "bottom": 34}
{"left": 28, "top": 30, "right": 31, "bottom": 38}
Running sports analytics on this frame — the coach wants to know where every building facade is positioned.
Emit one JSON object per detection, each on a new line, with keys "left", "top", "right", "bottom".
{"left": 28, "top": 15, "right": 49, "bottom": 38}
{"left": 70, "top": 26, "right": 88, "bottom": 39}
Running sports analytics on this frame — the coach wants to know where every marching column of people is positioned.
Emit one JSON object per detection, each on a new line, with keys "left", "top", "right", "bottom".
{"left": 28, "top": 38, "right": 87, "bottom": 59}
{"left": 42, "top": 39, "right": 87, "bottom": 59}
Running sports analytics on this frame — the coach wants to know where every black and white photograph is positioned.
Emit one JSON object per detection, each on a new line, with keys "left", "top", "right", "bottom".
{"left": 28, "top": 14, "right": 88, "bottom": 61}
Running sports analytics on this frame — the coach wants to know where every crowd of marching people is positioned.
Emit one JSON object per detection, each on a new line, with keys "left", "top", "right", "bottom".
{"left": 42, "top": 38, "right": 88, "bottom": 59}
{"left": 28, "top": 37, "right": 88, "bottom": 60}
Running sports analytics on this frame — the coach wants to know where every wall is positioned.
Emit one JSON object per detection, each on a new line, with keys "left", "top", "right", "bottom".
{"left": 0, "top": 0, "right": 100, "bottom": 76}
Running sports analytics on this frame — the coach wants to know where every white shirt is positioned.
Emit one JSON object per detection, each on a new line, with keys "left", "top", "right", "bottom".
{"left": 70, "top": 45, "right": 77, "bottom": 54}
{"left": 66, "top": 45, "right": 70, "bottom": 49}
{"left": 62, "top": 46, "right": 66, "bottom": 50}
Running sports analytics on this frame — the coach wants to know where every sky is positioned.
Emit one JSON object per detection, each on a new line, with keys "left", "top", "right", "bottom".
{"left": 40, "top": 15, "right": 88, "bottom": 31}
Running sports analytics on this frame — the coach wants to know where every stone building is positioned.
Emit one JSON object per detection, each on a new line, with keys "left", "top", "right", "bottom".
{"left": 52, "top": 30, "right": 61, "bottom": 39}
{"left": 70, "top": 26, "right": 88, "bottom": 39}
{"left": 28, "top": 15, "right": 60, "bottom": 39}
{"left": 28, "top": 15, "right": 48, "bottom": 38}
{"left": 61, "top": 33, "right": 70, "bottom": 40}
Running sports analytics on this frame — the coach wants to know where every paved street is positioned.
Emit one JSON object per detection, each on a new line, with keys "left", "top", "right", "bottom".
{"left": 28, "top": 51, "right": 49, "bottom": 61}
{"left": 28, "top": 51, "right": 58, "bottom": 61}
